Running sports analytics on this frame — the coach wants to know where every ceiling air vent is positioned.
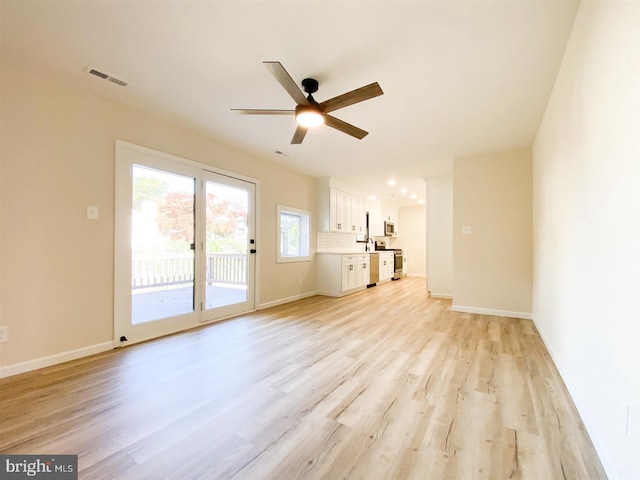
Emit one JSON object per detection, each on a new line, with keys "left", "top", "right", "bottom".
{"left": 88, "top": 68, "right": 109, "bottom": 79}
{"left": 107, "top": 77, "right": 128, "bottom": 87}
{"left": 86, "top": 67, "right": 128, "bottom": 87}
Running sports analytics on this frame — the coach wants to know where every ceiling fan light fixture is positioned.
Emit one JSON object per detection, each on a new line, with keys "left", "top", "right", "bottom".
{"left": 295, "top": 105, "right": 325, "bottom": 127}
{"left": 233, "top": 62, "right": 382, "bottom": 143}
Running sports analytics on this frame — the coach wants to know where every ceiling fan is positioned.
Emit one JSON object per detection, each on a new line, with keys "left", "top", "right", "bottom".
{"left": 232, "top": 61, "right": 383, "bottom": 144}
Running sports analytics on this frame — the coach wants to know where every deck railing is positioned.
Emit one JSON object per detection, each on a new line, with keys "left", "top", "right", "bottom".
{"left": 205, "top": 253, "right": 247, "bottom": 286}
{"left": 132, "top": 253, "right": 247, "bottom": 289}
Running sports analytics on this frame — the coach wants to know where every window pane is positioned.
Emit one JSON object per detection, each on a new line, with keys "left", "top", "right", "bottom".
{"left": 278, "top": 206, "right": 310, "bottom": 262}
{"left": 281, "top": 213, "right": 300, "bottom": 257}
{"left": 131, "top": 165, "right": 195, "bottom": 324}
{"left": 205, "top": 181, "right": 249, "bottom": 310}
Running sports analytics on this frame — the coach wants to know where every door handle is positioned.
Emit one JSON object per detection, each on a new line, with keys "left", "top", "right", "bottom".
{"left": 250, "top": 249, "right": 257, "bottom": 254}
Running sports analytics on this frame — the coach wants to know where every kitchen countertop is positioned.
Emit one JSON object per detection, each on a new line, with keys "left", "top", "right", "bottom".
{"left": 316, "top": 251, "right": 371, "bottom": 255}
{"left": 315, "top": 250, "right": 396, "bottom": 255}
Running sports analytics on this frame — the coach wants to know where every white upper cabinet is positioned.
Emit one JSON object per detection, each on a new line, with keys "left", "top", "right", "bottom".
{"left": 331, "top": 188, "right": 347, "bottom": 232}
{"left": 368, "top": 200, "right": 400, "bottom": 237}
{"left": 356, "top": 196, "right": 366, "bottom": 234}
{"left": 346, "top": 194, "right": 366, "bottom": 233}
{"left": 318, "top": 178, "right": 367, "bottom": 234}
{"left": 381, "top": 203, "right": 399, "bottom": 227}
{"left": 368, "top": 199, "right": 383, "bottom": 237}
{"left": 381, "top": 203, "right": 399, "bottom": 237}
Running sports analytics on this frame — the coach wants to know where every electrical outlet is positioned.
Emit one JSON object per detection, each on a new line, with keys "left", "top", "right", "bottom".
{"left": 0, "top": 326, "right": 8, "bottom": 342}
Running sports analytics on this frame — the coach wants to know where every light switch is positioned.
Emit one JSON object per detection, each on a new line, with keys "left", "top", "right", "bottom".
{"left": 462, "top": 226, "right": 472, "bottom": 235}
{"left": 87, "top": 206, "right": 99, "bottom": 220}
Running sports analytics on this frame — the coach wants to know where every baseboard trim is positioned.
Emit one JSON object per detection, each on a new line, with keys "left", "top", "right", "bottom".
{"left": 430, "top": 293, "right": 453, "bottom": 299}
{"left": 533, "top": 319, "right": 619, "bottom": 480}
{"left": 257, "top": 291, "right": 318, "bottom": 310}
{"left": 0, "top": 341, "right": 115, "bottom": 379}
{"left": 451, "top": 305, "right": 532, "bottom": 320}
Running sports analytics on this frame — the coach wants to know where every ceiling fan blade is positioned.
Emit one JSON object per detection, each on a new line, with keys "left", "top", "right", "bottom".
{"left": 319, "top": 82, "right": 383, "bottom": 113}
{"left": 231, "top": 109, "right": 294, "bottom": 115}
{"left": 324, "top": 115, "right": 369, "bottom": 140}
{"left": 291, "top": 125, "right": 308, "bottom": 144}
{"left": 263, "top": 61, "right": 309, "bottom": 106}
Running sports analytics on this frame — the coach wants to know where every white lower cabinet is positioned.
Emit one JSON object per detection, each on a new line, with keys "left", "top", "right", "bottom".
{"left": 379, "top": 252, "right": 395, "bottom": 281}
{"left": 355, "top": 254, "right": 370, "bottom": 287}
{"left": 317, "top": 253, "right": 370, "bottom": 297}
{"left": 341, "top": 256, "right": 357, "bottom": 291}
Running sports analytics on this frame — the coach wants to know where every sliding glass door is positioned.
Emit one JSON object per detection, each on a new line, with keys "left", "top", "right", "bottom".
{"left": 131, "top": 165, "right": 196, "bottom": 325}
{"left": 115, "top": 141, "right": 256, "bottom": 345}
{"left": 203, "top": 172, "right": 255, "bottom": 320}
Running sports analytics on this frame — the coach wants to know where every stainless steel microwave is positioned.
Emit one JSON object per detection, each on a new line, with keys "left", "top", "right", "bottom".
{"left": 384, "top": 221, "right": 395, "bottom": 236}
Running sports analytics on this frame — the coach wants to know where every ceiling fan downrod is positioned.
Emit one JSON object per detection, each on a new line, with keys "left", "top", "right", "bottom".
{"left": 301, "top": 78, "right": 319, "bottom": 103}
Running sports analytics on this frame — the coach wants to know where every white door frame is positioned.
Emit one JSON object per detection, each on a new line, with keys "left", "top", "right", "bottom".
{"left": 114, "top": 140, "right": 259, "bottom": 346}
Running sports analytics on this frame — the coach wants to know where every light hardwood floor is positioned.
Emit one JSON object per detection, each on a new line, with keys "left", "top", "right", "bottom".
{"left": 0, "top": 277, "right": 607, "bottom": 479}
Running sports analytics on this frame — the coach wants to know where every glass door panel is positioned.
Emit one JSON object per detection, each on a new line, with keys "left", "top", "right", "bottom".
{"left": 203, "top": 173, "right": 255, "bottom": 319}
{"left": 131, "top": 165, "right": 196, "bottom": 324}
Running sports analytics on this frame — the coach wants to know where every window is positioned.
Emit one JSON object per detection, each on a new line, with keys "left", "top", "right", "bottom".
{"left": 277, "top": 205, "right": 311, "bottom": 262}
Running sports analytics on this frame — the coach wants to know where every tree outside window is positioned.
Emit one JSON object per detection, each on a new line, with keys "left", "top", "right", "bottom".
{"left": 132, "top": 169, "right": 248, "bottom": 255}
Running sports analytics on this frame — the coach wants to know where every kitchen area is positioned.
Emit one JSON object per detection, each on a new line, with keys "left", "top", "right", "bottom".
{"left": 315, "top": 177, "right": 421, "bottom": 297}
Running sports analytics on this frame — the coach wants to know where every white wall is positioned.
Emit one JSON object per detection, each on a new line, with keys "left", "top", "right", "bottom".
{"left": 452, "top": 148, "right": 533, "bottom": 318}
{"left": 425, "top": 176, "right": 453, "bottom": 297}
{"left": 0, "top": 63, "right": 317, "bottom": 372}
{"left": 533, "top": 2, "right": 640, "bottom": 479}
{"left": 397, "top": 206, "right": 426, "bottom": 276}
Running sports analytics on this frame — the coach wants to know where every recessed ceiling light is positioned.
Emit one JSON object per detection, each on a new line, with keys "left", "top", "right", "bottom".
{"left": 418, "top": 199, "right": 425, "bottom": 204}
{"left": 387, "top": 178, "right": 397, "bottom": 187}
{"left": 410, "top": 193, "right": 418, "bottom": 200}
{"left": 369, "top": 195, "right": 377, "bottom": 201}
{"left": 400, "top": 187, "right": 408, "bottom": 194}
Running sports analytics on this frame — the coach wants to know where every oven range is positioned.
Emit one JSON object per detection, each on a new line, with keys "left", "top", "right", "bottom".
{"left": 374, "top": 240, "right": 403, "bottom": 280}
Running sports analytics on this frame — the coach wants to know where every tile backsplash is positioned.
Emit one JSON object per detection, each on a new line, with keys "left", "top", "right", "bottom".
{"left": 317, "top": 232, "right": 367, "bottom": 253}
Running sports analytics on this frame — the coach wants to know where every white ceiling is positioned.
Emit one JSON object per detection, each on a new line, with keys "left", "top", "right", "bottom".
{"left": 0, "top": 0, "right": 579, "bottom": 206}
